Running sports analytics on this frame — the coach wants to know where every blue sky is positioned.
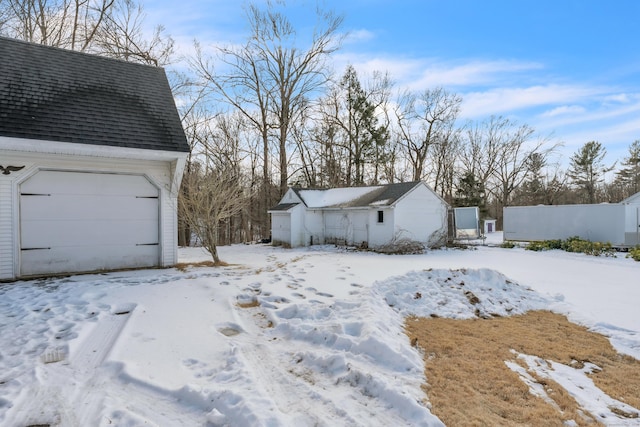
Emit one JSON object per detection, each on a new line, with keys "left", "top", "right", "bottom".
{"left": 147, "top": 0, "right": 640, "bottom": 169}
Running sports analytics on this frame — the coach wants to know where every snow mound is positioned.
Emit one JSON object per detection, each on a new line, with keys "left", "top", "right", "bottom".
{"left": 374, "top": 268, "right": 550, "bottom": 319}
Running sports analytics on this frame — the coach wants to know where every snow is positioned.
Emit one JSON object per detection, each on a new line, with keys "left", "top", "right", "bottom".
{"left": 297, "top": 186, "right": 380, "bottom": 207}
{"left": 1, "top": 233, "right": 639, "bottom": 426}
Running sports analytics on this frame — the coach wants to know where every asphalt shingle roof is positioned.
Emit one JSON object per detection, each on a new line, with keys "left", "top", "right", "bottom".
{"left": 0, "top": 36, "right": 189, "bottom": 152}
{"left": 289, "top": 181, "right": 422, "bottom": 209}
{"left": 269, "top": 203, "right": 300, "bottom": 211}
{"left": 340, "top": 181, "right": 421, "bottom": 208}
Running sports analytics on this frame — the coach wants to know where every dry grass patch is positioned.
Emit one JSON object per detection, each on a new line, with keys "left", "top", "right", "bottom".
{"left": 406, "top": 310, "right": 640, "bottom": 426}
{"left": 174, "top": 260, "right": 227, "bottom": 272}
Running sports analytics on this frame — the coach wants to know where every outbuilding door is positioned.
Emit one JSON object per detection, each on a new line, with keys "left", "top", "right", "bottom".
{"left": 19, "top": 170, "right": 160, "bottom": 276}
{"left": 271, "top": 213, "right": 292, "bottom": 246}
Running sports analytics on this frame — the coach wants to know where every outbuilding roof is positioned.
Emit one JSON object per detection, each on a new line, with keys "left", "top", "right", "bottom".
{"left": 291, "top": 181, "right": 423, "bottom": 209}
{"left": 269, "top": 202, "right": 300, "bottom": 212}
{"left": 0, "top": 36, "right": 189, "bottom": 153}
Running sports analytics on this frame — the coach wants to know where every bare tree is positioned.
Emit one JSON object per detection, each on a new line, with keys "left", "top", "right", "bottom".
{"left": 193, "top": 1, "right": 343, "bottom": 197}
{"left": 178, "top": 163, "right": 251, "bottom": 264}
{"left": 493, "top": 125, "right": 557, "bottom": 209}
{"left": 428, "top": 129, "right": 461, "bottom": 202}
{"left": 0, "top": 0, "right": 173, "bottom": 65}
{"left": 0, "top": 0, "right": 116, "bottom": 49}
{"left": 396, "top": 87, "right": 461, "bottom": 182}
{"left": 94, "top": 0, "right": 174, "bottom": 65}
{"left": 458, "top": 115, "right": 556, "bottom": 221}
{"left": 250, "top": 3, "right": 343, "bottom": 194}
{"left": 192, "top": 38, "right": 274, "bottom": 226}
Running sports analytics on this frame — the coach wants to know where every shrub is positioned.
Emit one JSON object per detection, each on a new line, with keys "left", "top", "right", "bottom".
{"left": 627, "top": 246, "right": 640, "bottom": 262}
{"left": 525, "top": 236, "right": 615, "bottom": 257}
{"left": 500, "top": 241, "right": 516, "bottom": 249}
{"left": 525, "top": 239, "right": 564, "bottom": 251}
{"left": 374, "top": 238, "right": 425, "bottom": 255}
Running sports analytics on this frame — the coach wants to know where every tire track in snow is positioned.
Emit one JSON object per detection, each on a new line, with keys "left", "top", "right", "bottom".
{"left": 3, "top": 305, "right": 135, "bottom": 426}
{"left": 232, "top": 304, "right": 409, "bottom": 427}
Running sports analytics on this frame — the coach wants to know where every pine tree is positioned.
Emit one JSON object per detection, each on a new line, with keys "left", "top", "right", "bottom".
{"left": 567, "top": 141, "right": 614, "bottom": 203}
{"left": 615, "top": 140, "right": 640, "bottom": 198}
{"left": 454, "top": 171, "right": 486, "bottom": 216}
{"left": 339, "top": 66, "right": 388, "bottom": 185}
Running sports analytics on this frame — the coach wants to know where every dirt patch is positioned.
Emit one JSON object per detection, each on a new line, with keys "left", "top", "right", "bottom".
{"left": 236, "top": 299, "right": 261, "bottom": 309}
{"left": 406, "top": 310, "right": 640, "bottom": 426}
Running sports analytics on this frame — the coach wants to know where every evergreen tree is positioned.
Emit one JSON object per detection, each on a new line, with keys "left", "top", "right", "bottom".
{"left": 518, "top": 152, "right": 546, "bottom": 205}
{"left": 567, "top": 141, "right": 614, "bottom": 203}
{"left": 453, "top": 172, "right": 486, "bottom": 216}
{"left": 615, "top": 140, "right": 640, "bottom": 198}
{"left": 339, "top": 65, "right": 388, "bottom": 185}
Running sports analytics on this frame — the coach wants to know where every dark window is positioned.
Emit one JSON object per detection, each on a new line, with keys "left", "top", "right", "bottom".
{"left": 377, "top": 210, "right": 384, "bottom": 223}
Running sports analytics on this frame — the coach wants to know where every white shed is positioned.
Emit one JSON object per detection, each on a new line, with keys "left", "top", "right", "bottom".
{"left": 503, "top": 192, "right": 640, "bottom": 247}
{"left": 0, "top": 37, "right": 189, "bottom": 280}
{"left": 269, "top": 181, "right": 449, "bottom": 249}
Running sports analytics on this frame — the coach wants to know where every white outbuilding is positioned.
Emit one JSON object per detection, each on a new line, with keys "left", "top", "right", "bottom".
{"left": 0, "top": 37, "right": 189, "bottom": 280}
{"left": 503, "top": 192, "right": 640, "bottom": 247}
{"left": 269, "top": 181, "right": 449, "bottom": 249}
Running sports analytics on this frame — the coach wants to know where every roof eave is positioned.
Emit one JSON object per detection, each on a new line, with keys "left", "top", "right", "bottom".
{"left": 0, "top": 135, "right": 189, "bottom": 162}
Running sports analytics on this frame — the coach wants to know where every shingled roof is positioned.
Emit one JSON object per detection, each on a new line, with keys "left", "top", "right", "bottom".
{"left": 290, "top": 181, "right": 423, "bottom": 209}
{"left": 0, "top": 36, "right": 189, "bottom": 152}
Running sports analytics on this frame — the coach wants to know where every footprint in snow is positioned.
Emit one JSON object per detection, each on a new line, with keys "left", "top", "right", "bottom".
{"left": 316, "top": 291, "right": 334, "bottom": 298}
{"left": 292, "top": 293, "right": 306, "bottom": 299}
{"left": 264, "top": 295, "right": 290, "bottom": 304}
{"left": 350, "top": 283, "right": 363, "bottom": 288}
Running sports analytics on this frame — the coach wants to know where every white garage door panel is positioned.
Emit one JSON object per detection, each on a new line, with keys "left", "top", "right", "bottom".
{"left": 21, "top": 171, "right": 158, "bottom": 197}
{"left": 21, "top": 219, "right": 158, "bottom": 247}
{"left": 20, "top": 195, "right": 158, "bottom": 221}
{"left": 21, "top": 245, "right": 158, "bottom": 276}
{"left": 20, "top": 171, "right": 160, "bottom": 276}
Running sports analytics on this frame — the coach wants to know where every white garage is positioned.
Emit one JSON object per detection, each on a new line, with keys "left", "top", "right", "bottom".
{"left": 19, "top": 171, "right": 160, "bottom": 276}
{"left": 0, "top": 37, "right": 189, "bottom": 281}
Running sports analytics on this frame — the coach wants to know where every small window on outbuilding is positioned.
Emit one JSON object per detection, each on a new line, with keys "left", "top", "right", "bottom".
{"left": 377, "top": 210, "right": 384, "bottom": 223}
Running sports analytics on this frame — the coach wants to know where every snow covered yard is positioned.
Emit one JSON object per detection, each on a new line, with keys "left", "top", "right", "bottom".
{"left": 1, "top": 236, "right": 639, "bottom": 426}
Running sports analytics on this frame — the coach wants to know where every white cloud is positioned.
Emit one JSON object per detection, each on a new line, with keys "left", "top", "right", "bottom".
{"left": 540, "top": 105, "right": 587, "bottom": 118}
{"left": 460, "top": 85, "right": 604, "bottom": 119}
{"left": 343, "top": 29, "right": 376, "bottom": 45}
{"left": 331, "top": 54, "right": 544, "bottom": 92}
{"left": 603, "top": 93, "right": 631, "bottom": 103}
{"left": 408, "top": 60, "right": 544, "bottom": 90}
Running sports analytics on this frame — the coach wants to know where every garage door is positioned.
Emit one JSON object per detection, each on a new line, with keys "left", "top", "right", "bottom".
{"left": 20, "top": 170, "right": 159, "bottom": 276}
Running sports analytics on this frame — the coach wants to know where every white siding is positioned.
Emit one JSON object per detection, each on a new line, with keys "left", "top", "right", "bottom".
{"left": 394, "top": 184, "right": 448, "bottom": 247}
{"left": 368, "top": 208, "right": 394, "bottom": 247}
{"left": 304, "top": 210, "right": 324, "bottom": 245}
{"left": 503, "top": 204, "right": 626, "bottom": 245}
{"left": 624, "top": 203, "right": 640, "bottom": 246}
{"left": 324, "top": 210, "right": 374, "bottom": 247}
{"left": 0, "top": 178, "right": 14, "bottom": 280}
